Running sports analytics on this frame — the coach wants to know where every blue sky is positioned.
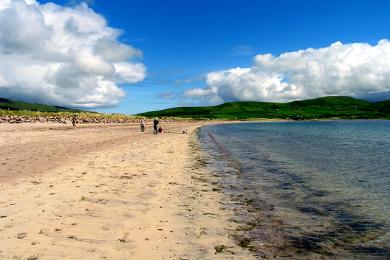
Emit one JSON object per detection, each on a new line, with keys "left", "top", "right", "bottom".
{"left": 101, "top": 0, "right": 390, "bottom": 113}
{"left": 94, "top": 0, "right": 390, "bottom": 113}
{"left": 3, "top": 0, "right": 390, "bottom": 113}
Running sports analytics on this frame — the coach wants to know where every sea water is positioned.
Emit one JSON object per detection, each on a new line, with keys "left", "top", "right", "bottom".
{"left": 198, "top": 120, "right": 390, "bottom": 258}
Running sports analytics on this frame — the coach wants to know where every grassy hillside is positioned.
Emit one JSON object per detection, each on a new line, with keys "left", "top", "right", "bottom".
{"left": 0, "top": 97, "right": 142, "bottom": 122}
{"left": 0, "top": 98, "right": 84, "bottom": 113}
{"left": 139, "top": 96, "right": 390, "bottom": 120}
{"left": 2, "top": 96, "right": 389, "bottom": 120}
{"left": 364, "top": 100, "right": 390, "bottom": 114}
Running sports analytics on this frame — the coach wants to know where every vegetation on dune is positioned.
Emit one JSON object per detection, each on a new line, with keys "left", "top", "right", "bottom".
{"left": 0, "top": 110, "right": 141, "bottom": 120}
{"left": 0, "top": 98, "right": 140, "bottom": 120}
{"left": 138, "top": 96, "right": 390, "bottom": 120}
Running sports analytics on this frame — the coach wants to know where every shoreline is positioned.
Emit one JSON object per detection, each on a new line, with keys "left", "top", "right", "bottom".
{"left": 0, "top": 122, "right": 254, "bottom": 259}
{"left": 198, "top": 122, "right": 390, "bottom": 259}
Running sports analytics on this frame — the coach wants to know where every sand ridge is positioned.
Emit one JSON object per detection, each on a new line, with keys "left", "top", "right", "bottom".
{"left": 0, "top": 123, "right": 254, "bottom": 259}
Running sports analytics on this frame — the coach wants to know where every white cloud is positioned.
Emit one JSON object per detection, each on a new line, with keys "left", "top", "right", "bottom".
{"left": 186, "top": 40, "right": 390, "bottom": 103}
{"left": 0, "top": 0, "right": 146, "bottom": 108}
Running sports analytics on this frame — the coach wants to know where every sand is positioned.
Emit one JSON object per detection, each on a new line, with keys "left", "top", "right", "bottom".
{"left": 0, "top": 122, "right": 254, "bottom": 259}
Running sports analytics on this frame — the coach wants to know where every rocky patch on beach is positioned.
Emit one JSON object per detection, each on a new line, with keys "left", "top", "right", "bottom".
{"left": 0, "top": 115, "right": 184, "bottom": 124}
{"left": 0, "top": 115, "right": 141, "bottom": 124}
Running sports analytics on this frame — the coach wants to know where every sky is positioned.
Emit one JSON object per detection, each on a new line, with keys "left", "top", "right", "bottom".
{"left": 1, "top": 0, "right": 390, "bottom": 114}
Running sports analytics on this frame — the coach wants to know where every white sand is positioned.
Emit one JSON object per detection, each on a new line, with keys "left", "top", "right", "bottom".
{"left": 0, "top": 123, "right": 254, "bottom": 259}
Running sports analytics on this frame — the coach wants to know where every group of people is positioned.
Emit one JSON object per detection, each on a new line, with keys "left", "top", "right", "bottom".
{"left": 140, "top": 118, "right": 163, "bottom": 134}
{"left": 72, "top": 115, "right": 163, "bottom": 134}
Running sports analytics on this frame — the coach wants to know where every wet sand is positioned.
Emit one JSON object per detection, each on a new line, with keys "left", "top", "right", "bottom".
{"left": 0, "top": 123, "right": 254, "bottom": 259}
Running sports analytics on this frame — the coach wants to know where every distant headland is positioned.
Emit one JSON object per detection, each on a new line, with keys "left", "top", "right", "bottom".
{"left": 1, "top": 96, "right": 389, "bottom": 122}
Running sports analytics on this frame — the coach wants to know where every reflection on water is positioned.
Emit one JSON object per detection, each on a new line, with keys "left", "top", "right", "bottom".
{"left": 198, "top": 120, "right": 390, "bottom": 258}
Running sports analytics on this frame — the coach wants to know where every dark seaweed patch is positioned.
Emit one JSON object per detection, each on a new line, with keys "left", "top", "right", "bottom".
{"left": 351, "top": 245, "right": 390, "bottom": 257}
{"left": 289, "top": 235, "right": 324, "bottom": 251}
{"left": 277, "top": 182, "right": 292, "bottom": 190}
{"left": 297, "top": 206, "right": 328, "bottom": 216}
{"left": 311, "top": 190, "right": 330, "bottom": 197}
{"left": 287, "top": 216, "right": 386, "bottom": 256}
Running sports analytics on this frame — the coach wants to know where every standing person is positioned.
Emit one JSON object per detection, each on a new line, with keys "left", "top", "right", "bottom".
{"left": 153, "top": 117, "right": 159, "bottom": 134}
{"left": 140, "top": 119, "right": 145, "bottom": 132}
{"left": 72, "top": 114, "right": 77, "bottom": 127}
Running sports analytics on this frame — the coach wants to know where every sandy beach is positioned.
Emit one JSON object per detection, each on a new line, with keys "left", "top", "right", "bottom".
{"left": 0, "top": 122, "right": 254, "bottom": 259}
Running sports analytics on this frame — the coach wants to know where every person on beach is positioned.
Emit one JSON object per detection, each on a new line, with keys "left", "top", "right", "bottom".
{"left": 72, "top": 114, "right": 77, "bottom": 127}
{"left": 140, "top": 119, "right": 145, "bottom": 132}
{"left": 153, "top": 117, "right": 159, "bottom": 134}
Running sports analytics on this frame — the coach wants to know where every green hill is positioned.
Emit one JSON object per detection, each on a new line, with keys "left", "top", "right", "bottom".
{"left": 364, "top": 100, "right": 390, "bottom": 114}
{"left": 139, "top": 96, "right": 390, "bottom": 120}
{"left": 2, "top": 96, "right": 389, "bottom": 120}
{"left": 0, "top": 98, "right": 84, "bottom": 113}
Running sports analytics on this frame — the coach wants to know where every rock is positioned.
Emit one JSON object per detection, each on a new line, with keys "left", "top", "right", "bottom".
{"left": 215, "top": 245, "right": 225, "bottom": 253}
{"left": 16, "top": 232, "right": 27, "bottom": 239}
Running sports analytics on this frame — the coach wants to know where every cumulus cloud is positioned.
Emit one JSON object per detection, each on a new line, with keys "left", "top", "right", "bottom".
{"left": 186, "top": 40, "right": 390, "bottom": 104}
{"left": 0, "top": 0, "right": 146, "bottom": 108}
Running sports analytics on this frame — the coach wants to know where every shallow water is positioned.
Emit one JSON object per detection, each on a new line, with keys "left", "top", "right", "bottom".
{"left": 198, "top": 120, "right": 390, "bottom": 258}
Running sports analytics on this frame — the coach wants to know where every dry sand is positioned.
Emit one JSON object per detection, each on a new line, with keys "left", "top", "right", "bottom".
{"left": 0, "top": 122, "right": 254, "bottom": 259}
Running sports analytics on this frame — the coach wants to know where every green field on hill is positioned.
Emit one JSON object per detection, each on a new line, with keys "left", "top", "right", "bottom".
{"left": 1, "top": 96, "right": 389, "bottom": 120}
{"left": 138, "top": 96, "right": 390, "bottom": 120}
